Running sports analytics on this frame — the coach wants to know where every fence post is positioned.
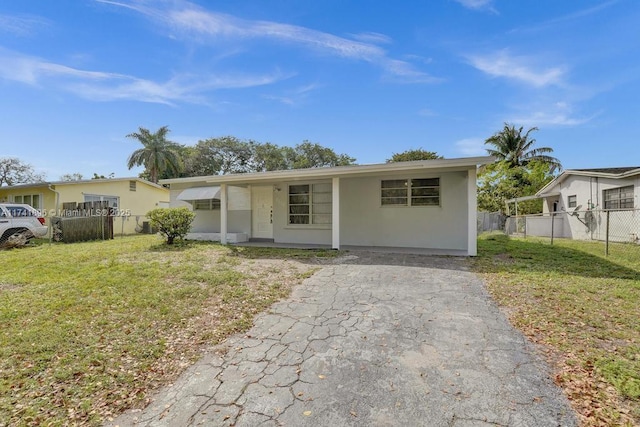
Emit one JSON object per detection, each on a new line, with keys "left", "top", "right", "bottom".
{"left": 550, "top": 212, "right": 555, "bottom": 245}
{"left": 605, "top": 210, "right": 610, "bottom": 256}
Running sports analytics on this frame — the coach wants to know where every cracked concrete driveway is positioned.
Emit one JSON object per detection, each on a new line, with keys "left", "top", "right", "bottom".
{"left": 108, "top": 252, "right": 577, "bottom": 427}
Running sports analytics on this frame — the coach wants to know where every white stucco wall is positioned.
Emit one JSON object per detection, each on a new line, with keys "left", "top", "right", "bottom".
{"left": 169, "top": 185, "right": 251, "bottom": 235}
{"left": 339, "top": 171, "right": 469, "bottom": 250}
{"left": 272, "top": 180, "right": 332, "bottom": 245}
{"left": 545, "top": 175, "right": 639, "bottom": 213}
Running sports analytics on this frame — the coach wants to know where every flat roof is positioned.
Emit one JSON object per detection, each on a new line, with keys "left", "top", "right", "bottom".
{"left": 161, "top": 156, "right": 495, "bottom": 186}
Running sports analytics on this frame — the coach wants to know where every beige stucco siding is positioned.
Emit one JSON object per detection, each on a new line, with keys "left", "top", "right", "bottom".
{"left": 0, "top": 185, "right": 56, "bottom": 225}
{"left": 339, "top": 171, "right": 469, "bottom": 250}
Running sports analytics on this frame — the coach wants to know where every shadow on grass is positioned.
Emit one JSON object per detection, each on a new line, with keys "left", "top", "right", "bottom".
{"left": 227, "top": 245, "right": 341, "bottom": 261}
{"left": 477, "top": 233, "right": 640, "bottom": 280}
{"left": 147, "top": 239, "right": 219, "bottom": 252}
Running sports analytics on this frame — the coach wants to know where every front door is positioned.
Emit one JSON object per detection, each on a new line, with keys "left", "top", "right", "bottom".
{"left": 252, "top": 186, "right": 273, "bottom": 239}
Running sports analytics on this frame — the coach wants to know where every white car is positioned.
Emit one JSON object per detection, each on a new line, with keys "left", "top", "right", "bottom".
{"left": 0, "top": 203, "right": 48, "bottom": 244}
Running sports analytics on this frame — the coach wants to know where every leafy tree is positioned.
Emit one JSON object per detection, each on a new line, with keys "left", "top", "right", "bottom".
{"left": 387, "top": 149, "right": 443, "bottom": 162}
{"left": 146, "top": 207, "right": 195, "bottom": 244}
{"left": 485, "top": 124, "right": 561, "bottom": 171}
{"left": 0, "top": 157, "right": 45, "bottom": 186}
{"left": 60, "top": 173, "right": 84, "bottom": 181}
{"left": 92, "top": 172, "right": 115, "bottom": 179}
{"left": 189, "top": 137, "right": 256, "bottom": 176}
{"left": 477, "top": 161, "right": 555, "bottom": 214}
{"left": 182, "top": 138, "right": 356, "bottom": 176}
{"left": 288, "top": 141, "right": 355, "bottom": 169}
{"left": 126, "top": 126, "right": 183, "bottom": 183}
{"left": 252, "top": 142, "right": 291, "bottom": 172}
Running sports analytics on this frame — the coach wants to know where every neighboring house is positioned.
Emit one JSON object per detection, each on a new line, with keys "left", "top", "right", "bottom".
{"left": 537, "top": 167, "right": 639, "bottom": 213}
{"left": 0, "top": 178, "right": 170, "bottom": 234}
{"left": 161, "top": 156, "right": 494, "bottom": 256}
{"left": 507, "top": 167, "right": 639, "bottom": 241}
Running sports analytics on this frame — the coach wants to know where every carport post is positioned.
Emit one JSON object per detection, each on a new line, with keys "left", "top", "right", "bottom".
{"left": 467, "top": 167, "right": 478, "bottom": 256}
{"left": 332, "top": 177, "right": 340, "bottom": 250}
{"left": 220, "top": 183, "right": 228, "bottom": 244}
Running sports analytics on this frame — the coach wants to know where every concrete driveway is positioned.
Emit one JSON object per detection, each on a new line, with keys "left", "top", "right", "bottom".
{"left": 109, "top": 252, "right": 576, "bottom": 427}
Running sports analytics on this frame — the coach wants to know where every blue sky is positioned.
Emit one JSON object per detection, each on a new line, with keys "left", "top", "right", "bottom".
{"left": 1, "top": 0, "right": 639, "bottom": 180}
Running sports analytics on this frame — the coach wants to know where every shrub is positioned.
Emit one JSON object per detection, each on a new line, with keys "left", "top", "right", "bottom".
{"left": 146, "top": 207, "right": 195, "bottom": 244}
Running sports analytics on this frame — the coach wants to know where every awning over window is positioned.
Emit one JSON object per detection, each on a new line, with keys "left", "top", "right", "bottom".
{"left": 176, "top": 186, "right": 221, "bottom": 201}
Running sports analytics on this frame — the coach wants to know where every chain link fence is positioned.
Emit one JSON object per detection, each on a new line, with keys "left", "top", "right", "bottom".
{"left": 505, "top": 208, "right": 640, "bottom": 256}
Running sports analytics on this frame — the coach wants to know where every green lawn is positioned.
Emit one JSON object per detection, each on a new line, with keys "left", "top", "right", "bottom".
{"left": 0, "top": 236, "right": 333, "bottom": 426}
{"left": 474, "top": 234, "right": 640, "bottom": 426}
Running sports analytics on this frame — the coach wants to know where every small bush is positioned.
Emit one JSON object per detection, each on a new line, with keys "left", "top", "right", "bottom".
{"left": 146, "top": 207, "right": 195, "bottom": 245}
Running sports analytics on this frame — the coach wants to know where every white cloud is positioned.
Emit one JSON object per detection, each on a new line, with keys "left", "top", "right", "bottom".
{"left": 350, "top": 32, "right": 393, "bottom": 45}
{"left": 417, "top": 108, "right": 437, "bottom": 117}
{"left": 0, "top": 48, "right": 287, "bottom": 104}
{"left": 508, "top": 102, "right": 599, "bottom": 127}
{"left": 454, "top": 0, "right": 497, "bottom": 13}
{"left": 99, "top": 0, "right": 438, "bottom": 84}
{"left": 0, "top": 14, "right": 50, "bottom": 36}
{"left": 455, "top": 138, "right": 486, "bottom": 156}
{"left": 263, "top": 82, "right": 322, "bottom": 106}
{"left": 467, "top": 49, "right": 565, "bottom": 87}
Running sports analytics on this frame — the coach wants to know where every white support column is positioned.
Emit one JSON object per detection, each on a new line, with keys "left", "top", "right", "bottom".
{"left": 467, "top": 167, "right": 478, "bottom": 256}
{"left": 220, "top": 183, "right": 228, "bottom": 244}
{"left": 332, "top": 177, "right": 340, "bottom": 250}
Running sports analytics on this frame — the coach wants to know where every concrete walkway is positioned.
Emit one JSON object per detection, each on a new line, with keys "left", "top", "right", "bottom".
{"left": 108, "top": 253, "right": 576, "bottom": 427}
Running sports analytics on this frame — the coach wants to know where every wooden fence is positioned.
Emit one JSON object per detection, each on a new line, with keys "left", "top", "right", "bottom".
{"left": 51, "top": 201, "right": 114, "bottom": 243}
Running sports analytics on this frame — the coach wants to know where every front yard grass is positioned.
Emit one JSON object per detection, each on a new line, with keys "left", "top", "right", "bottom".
{"left": 474, "top": 234, "right": 640, "bottom": 426}
{"left": 0, "top": 236, "right": 335, "bottom": 426}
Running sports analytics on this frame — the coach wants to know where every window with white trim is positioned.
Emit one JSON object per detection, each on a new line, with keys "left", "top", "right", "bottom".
{"left": 84, "top": 194, "right": 119, "bottom": 208}
{"left": 603, "top": 185, "right": 634, "bottom": 209}
{"left": 381, "top": 178, "right": 440, "bottom": 206}
{"left": 288, "top": 183, "right": 332, "bottom": 225}
{"left": 567, "top": 195, "right": 577, "bottom": 208}
{"left": 12, "top": 194, "right": 42, "bottom": 209}
{"left": 194, "top": 199, "right": 221, "bottom": 210}
{"left": 129, "top": 180, "right": 137, "bottom": 191}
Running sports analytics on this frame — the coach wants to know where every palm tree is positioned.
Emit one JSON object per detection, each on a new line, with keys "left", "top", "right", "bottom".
{"left": 126, "top": 126, "right": 182, "bottom": 183}
{"left": 485, "top": 124, "right": 561, "bottom": 171}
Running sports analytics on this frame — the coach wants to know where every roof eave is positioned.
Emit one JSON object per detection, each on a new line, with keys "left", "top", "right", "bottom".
{"left": 160, "top": 156, "right": 495, "bottom": 185}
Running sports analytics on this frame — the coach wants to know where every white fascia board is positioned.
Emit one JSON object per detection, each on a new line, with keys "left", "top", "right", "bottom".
{"left": 160, "top": 156, "right": 494, "bottom": 186}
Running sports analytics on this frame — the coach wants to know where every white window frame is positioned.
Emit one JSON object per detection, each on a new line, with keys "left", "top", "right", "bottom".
{"left": 381, "top": 177, "right": 440, "bottom": 207}
{"left": 129, "top": 180, "right": 137, "bottom": 192}
{"left": 287, "top": 182, "right": 332, "bottom": 226}
{"left": 603, "top": 185, "right": 634, "bottom": 210}
{"left": 567, "top": 195, "right": 577, "bottom": 208}
{"left": 12, "top": 193, "right": 43, "bottom": 209}
{"left": 84, "top": 194, "right": 119, "bottom": 208}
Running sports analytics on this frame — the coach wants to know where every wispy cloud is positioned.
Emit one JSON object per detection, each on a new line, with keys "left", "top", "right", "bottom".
{"left": 263, "top": 82, "right": 321, "bottom": 106}
{"left": 508, "top": 102, "right": 599, "bottom": 127}
{"left": 467, "top": 49, "right": 565, "bottom": 87}
{"left": 349, "top": 32, "right": 393, "bottom": 45}
{"left": 509, "top": 0, "right": 620, "bottom": 34}
{"left": 0, "top": 14, "right": 50, "bottom": 36}
{"left": 417, "top": 108, "right": 437, "bottom": 117}
{"left": 0, "top": 48, "right": 287, "bottom": 104}
{"left": 455, "top": 138, "right": 486, "bottom": 156}
{"left": 454, "top": 0, "right": 498, "bottom": 13}
{"left": 98, "top": 0, "right": 438, "bottom": 84}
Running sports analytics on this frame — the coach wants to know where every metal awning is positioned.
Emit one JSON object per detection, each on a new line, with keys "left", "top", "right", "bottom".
{"left": 176, "top": 186, "right": 221, "bottom": 201}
